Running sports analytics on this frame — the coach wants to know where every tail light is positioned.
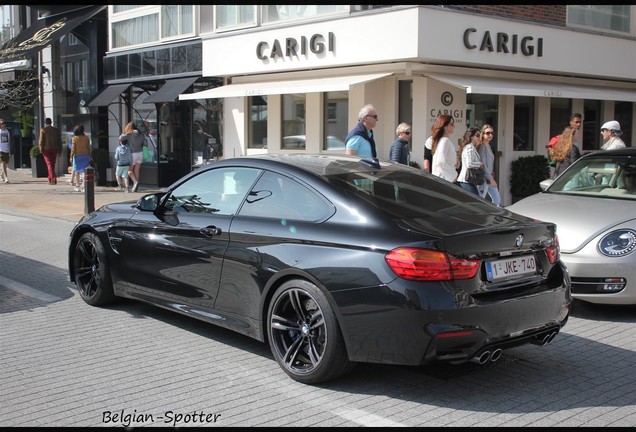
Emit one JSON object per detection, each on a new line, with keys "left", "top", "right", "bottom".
{"left": 385, "top": 248, "right": 480, "bottom": 281}
{"left": 546, "top": 235, "right": 560, "bottom": 265}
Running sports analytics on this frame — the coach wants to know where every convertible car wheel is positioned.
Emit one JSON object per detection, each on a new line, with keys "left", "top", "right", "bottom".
{"left": 267, "top": 279, "right": 354, "bottom": 384}
{"left": 73, "top": 232, "right": 115, "bottom": 306}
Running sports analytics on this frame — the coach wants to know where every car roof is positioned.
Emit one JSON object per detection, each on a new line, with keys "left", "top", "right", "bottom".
{"left": 209, "top": 153, "right": 396, "bottom": 177}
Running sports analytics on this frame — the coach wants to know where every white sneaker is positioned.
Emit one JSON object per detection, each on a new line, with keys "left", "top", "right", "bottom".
{"left": 74, "top": 186, "right": 81, "bottom": 192}
{"left": 3, "top": 177, "right": 8, "bottom": 183}
{"left": 114, "top": 186, "right": 122, "bottom": 191}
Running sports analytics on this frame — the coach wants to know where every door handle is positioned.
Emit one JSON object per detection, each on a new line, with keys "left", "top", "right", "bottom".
{"left": 200, "top": 226, "right": 222, "bottom": 237}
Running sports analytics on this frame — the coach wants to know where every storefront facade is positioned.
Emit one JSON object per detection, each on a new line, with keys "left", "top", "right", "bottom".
{"left": 181, "top": 5, "right": 635, "bottom": 205}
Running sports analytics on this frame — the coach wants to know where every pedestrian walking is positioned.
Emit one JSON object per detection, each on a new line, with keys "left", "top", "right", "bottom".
{"left": 38, "top": 117, "right": 63, "bottom": 185}
{"left": 389, "top": 122, "right": 411, "bottom": 165}
{"left": 115, "top": 134, "right": 132, "bottom": 192}
{"left": 69, "top": 124, "right": 91, "bottom": 192}
{"left": 121, "top": 122, "right": 146, "bottom": 192}
{"left": 431, "top": 114, "right": 458, "bottom": 182}
{"left": 0, "top": 119, "right": 11, "bottom": 183}
{"left": 345, "top": 104, "right": 378, "bottom": 159}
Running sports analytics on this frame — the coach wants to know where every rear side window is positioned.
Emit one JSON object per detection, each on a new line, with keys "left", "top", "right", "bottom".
{"left": 329, "top": 170, "right": 493, "bottom": 218}
{"left": 239, "top": 171, "right": 333, "bottom": 221}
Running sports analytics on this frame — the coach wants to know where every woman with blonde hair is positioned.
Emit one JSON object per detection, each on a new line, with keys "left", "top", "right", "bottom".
{"left": 431, "top": 114, "right": 458, "bottom": 182}
{"left": 552, "top": 126, "right": 581, "bottom": 178}
{"left": 478, "top": 124, "right": 500, "bottom": 205}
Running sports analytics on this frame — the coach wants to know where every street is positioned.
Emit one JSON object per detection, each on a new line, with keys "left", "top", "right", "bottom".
{"left": 0, "top": 206, "right": 635, "bottom": 427}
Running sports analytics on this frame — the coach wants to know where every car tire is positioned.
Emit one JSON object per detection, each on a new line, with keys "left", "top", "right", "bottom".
{"left": 73, "top": 232, "right": 116, "bottom": 306}
{"left": 267, "top": 279, "right": 355, "bottom": 384}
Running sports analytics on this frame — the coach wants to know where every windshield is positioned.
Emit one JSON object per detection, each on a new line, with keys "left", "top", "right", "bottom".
{"left": 547, "top": 155, "right": 636, "bottom": 200}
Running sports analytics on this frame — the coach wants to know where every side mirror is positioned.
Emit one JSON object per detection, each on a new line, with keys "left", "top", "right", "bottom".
{"left": 136, "top": 192, "right": 164, "bottom": 211}
{"left": 539, "top": 179, "right": 554, "bottom": 191}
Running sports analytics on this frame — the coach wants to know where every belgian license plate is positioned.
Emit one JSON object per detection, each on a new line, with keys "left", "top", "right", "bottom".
{"left": 486, "top": 255, "right": 536, "bottom": 282}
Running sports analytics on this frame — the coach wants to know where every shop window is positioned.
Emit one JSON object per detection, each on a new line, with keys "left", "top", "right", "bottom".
{"left": 281, "top": 94, "right": 305, "bottom": 149}
{"left": 248, "top": 96, "right": 268, "bottom": 149}
{"left": 614, "top": 101, "right": 633, "bottom": 147}
{"left": 549, "top": 98, "right": 572, "bottom": 139}
{"left": 584, "top": 100, "right": 602, "bottom": 150}
{"left": 323, "top": 92, "right": 348, "bottom": 151}
{"left": 513, "top": 96, "right": 535, "bottom": 151}
{"left": 467, "top": 93, "right": 499, "bottom": 143}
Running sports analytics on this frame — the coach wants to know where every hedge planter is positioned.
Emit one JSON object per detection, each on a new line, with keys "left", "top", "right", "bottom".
{"left": 31, "top": 155, "right": 48, "bottom": 178}
{"left": 509, "top": 155, "right": 550, "bottom": 203}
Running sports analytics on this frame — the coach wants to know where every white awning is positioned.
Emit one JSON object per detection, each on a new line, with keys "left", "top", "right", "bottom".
{"left": 428, "top": 74, "right": 636, "bottom": 103}
{"left": 179, "top": 73, "right": 391, "bottom": 100}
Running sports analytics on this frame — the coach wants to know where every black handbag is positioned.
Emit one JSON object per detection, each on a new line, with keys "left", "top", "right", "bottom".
{"left": 467, "top": 168, "right": 485, "bottom": 186}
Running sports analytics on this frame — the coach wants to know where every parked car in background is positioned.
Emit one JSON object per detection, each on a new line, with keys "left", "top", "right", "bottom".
{"left": 69, "top": 154, "right": 571, "bottom": 384}
{"left": 508, "top": 148, "right": 636, "bottom": 305}
{"left": 282, "top": 135, "right": 345, "bottom": 151}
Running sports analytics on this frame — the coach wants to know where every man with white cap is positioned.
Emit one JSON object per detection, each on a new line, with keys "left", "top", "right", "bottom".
{"left": 600, "top": 120, "right": 626, "bottom": 150}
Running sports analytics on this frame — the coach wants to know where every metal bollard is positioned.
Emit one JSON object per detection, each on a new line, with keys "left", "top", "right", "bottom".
{"left": 84, "top": 166, "right": 95, "bottom": 214}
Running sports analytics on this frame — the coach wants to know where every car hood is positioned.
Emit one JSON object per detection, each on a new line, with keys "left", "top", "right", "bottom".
{"left": 507, "top": 193, "right": 635, "bottom": 252}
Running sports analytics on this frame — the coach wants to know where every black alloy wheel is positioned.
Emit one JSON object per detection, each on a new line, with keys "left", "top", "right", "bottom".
{"left": 73, "top": 232, "right": 115, "bottom": 306}
{"left": 267, "top": 279, "right": 354, "bottom": 384}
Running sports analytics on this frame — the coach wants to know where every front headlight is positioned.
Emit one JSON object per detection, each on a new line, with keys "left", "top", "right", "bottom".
{"left": 598, "top": 229, "right": 636, "bottom": 257}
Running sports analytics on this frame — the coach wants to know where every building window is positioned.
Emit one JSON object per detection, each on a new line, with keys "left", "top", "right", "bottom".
{"left": 67, "top": 32, "right": 79, "bottom": 46}
{"left": 324, "top": 92, "right": 348, "bottom": 151}
{"left": 248, "top": 96, "right": 268, "bottom": 149}
{"left": 262, "top": 5, "right": 348, "bottom": 24}
{"left": 110, "top": 5, "right": 194, "bottom": 49}
{"left": 216, "top": 5, "right": 256, "bottom": 30}
{"left": 282, "top": 94, "right": 306, "bottom": 149}
{"left": 161, "top": 5, "right": 194, "bottom": 38}
{"left": 112, "top": 13, "right": 159, "bottom": 48}
{"left": 513, "top": 96, "right": 535, "bottom": 152}
{"left": 567, "top": 5, "right": 631, "bottom": 34}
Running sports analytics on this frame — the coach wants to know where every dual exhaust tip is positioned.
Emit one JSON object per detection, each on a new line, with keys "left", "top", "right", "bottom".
{"left": 531, "top": 331, "right": 558, "bottom": 347}
{"left": 470, "top": 330, "right": 558, "bottom": 365}
{"left": 470, "top": 347, "right": 503, "bottom": 364}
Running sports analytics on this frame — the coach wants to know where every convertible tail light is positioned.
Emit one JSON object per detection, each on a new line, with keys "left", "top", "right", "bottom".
{"left": 546, "top": 235, "right": 560, "bottom": 265}
{"left": 385, "top": 248, "right": 480, "bottom": 281}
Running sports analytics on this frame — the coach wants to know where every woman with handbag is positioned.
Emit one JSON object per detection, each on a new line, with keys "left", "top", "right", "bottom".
{"left": 456, "top": 126, "right": 485, "bottom": 196}
{"left": 478, "top": 124, "right": 500, "bottom": 205}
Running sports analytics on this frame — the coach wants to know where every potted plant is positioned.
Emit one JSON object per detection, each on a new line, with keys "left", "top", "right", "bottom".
{"left": 509, "top": 155, "right": 550, "bottom": 203}
{"left": 91, "top": 147, "right": 111, "bottom": 186}
{"left": 29, "top": 146, "right": 47, "bottom": 178}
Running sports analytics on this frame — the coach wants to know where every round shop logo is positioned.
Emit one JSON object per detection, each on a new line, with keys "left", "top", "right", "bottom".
{"left": 441, "top": 91, "right": 453, "bottom": 106}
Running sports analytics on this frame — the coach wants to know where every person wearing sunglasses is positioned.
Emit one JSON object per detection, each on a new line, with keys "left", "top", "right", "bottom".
{"left": 345, "top": 104, "right": 378, "bottom": 159}
{"left": 389, "top": 123, "right": 411, "bottom": 165}
{"left": 478, "top": 124, "right": 501, "bottom": 206}
{"left": 600, "top": 120, "right": 626, "bottom": 150}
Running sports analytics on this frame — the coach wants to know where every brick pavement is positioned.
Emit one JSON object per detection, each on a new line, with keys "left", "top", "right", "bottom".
{"left": 0, "top": 166, "right": 635, "bottom": 427}
{"left": 0, "top": 167, "right": 158, "bottom": 222}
